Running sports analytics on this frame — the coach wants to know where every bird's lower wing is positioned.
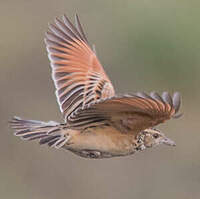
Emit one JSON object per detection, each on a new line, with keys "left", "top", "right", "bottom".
{"left": 67, "top": 92, "right": 181, "bottom": 135}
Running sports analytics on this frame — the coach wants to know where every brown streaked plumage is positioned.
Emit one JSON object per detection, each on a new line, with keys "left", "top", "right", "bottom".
{"left": 9, "top": 14, "right": 182, "bottom": 159}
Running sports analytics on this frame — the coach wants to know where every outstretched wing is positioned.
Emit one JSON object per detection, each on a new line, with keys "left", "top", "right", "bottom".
{"left": 67, "top": 92, "right": 182, "bottom": 134}
{"left": 45, "top": 14, "right": 115, "bottom": 120}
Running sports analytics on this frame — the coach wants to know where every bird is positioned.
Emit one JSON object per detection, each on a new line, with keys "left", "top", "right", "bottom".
{"left": 10, "top": 14, "right": 182, "bottom": 159}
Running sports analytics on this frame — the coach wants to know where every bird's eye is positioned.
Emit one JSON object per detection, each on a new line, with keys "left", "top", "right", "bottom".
{"left": 153, "top": 133, "right": 159, "bottom": 139}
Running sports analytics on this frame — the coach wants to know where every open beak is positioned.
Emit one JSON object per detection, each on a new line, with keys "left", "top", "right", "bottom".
{"left": 162, "top": 137, "right": 176, "bottom": 146}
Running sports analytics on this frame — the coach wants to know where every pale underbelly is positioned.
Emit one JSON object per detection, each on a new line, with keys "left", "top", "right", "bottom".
{"left": 62, "top": 126, "right": 137, "bottom": 159}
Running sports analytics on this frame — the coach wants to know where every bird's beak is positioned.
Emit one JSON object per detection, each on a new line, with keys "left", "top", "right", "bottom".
{"left": 162, "top": 137, "right": 176, "bottom": 146}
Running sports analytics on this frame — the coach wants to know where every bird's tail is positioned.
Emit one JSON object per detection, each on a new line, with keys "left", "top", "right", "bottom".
{"left": 9, "top": 116, "right": 69, "bottom": 149}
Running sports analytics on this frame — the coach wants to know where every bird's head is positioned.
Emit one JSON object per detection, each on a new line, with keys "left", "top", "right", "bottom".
{"left": 137, "top": 128, "right": 176, "bottom": 150}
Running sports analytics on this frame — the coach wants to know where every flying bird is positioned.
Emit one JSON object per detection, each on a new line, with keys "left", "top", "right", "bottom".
{"left": 10, "top": 14, "right": 182, "bottom": 159}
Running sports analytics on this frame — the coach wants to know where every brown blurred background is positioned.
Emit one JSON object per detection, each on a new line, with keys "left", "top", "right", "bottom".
{"left": 1, "top": 0, "right": 200, "bottom": 199}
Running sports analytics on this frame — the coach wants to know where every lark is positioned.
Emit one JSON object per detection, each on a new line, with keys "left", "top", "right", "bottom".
{"left": 10, "top": 14, "right": 182, "bottom": 159}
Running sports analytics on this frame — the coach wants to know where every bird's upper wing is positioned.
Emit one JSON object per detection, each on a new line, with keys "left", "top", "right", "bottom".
{"left": 67, "top": 92, "right": 182, "bottom": 134}
{"left": 45, "top": 14, "right": 115, "bottom": 120}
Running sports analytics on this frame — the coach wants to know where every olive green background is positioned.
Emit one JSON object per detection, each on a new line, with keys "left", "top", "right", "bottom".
{"left": 1, "top": 0, "right": 200, "bottom": 199}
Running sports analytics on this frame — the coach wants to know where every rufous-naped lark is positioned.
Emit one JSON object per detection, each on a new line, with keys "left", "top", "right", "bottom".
{"left": 10, "top": 14, "right": 182, "bottom": 159}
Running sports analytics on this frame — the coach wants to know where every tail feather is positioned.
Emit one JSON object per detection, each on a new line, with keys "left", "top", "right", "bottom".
{"left": 9, "top": 116, "right": 69, "bottom": 149}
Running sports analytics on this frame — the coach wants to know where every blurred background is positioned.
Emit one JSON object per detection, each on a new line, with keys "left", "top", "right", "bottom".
{"left": 1, "top": 0, "right": 200, "bottom": 198}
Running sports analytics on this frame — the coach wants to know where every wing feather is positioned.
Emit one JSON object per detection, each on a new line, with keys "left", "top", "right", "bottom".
{"left": 45, "top": 14, "right": 115, "bottom": 120}
{"left": 67, "top": 92, "right": 182, "bottom": 135}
